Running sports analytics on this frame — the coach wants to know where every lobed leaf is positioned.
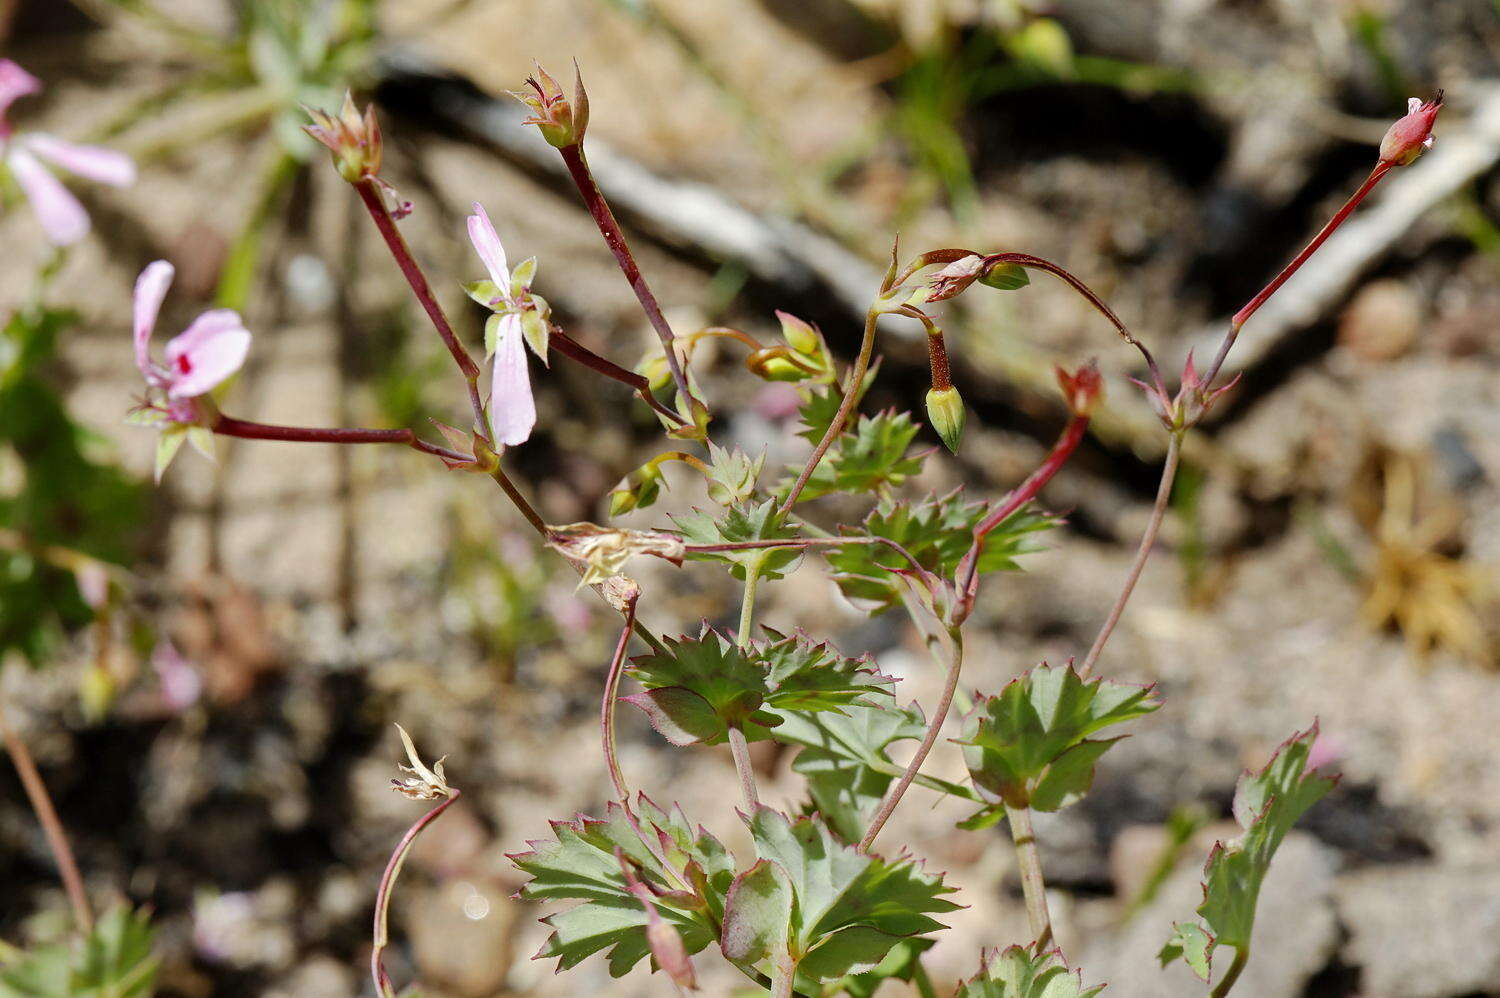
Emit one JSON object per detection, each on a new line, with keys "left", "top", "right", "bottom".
{"left": 625, "top": 627, "right": 893, "bottom": 747}
{"left": 786, "top": 410, "right": 927, "bottom": 503}
{"left": 671, "top": 498, "right": 802, "bottom": 581}
{"left": 1159, "top": 723, "right": 1337, "bottom": 983}
{"left": 955, "top": 944, "right": 1104, "bottom": 998}
{"left": 827, "top": 492, "right": 1057, "bottom": 614}
{"left": 719, "top": 808, "right": 960, "bottom": 983}
{"left": 960, "top": 662, "right": 1161, "bottom": 820}
{"left": 508, "top": 794, "right": 733, "bottom": 978}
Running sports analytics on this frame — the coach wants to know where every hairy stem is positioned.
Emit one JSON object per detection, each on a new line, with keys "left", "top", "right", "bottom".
{"left": 770, "top": 951, "right": 799, "bottom": 998}
{"left": 557, "top": 143, "right": 696, "bottom": 408}
{"left": 1005, "top": 803, "right": 1055, "bottom": 950}
{"left": 1210, "top": 947, "right": 1250, "bottom": 998}
{"left": 1204, "top": 163, "right": 1392, "bottom": 389}
{"left": 353, "top": 179, "right": 486, "bottom": 430}
{"left": 781, "top": 308, "right": 878, "bottom": 512}
{"left": 0, "top": 704, "right": 92, "bottom": 934}
{"left": 1078, "top": 431, "right": 1181, "bottom": 678}
{"left": 601, "top": 592, "right": 640, "bottom": 802}
{"left": 213, "top": 415, "right": 471, "bottom": 464}
{"left": 859, "top": 626, "right": 964, "bottom": 853}
{"left": 372, "top": 790, "right": 461, "bottom": 998}
{"left": 727, "top": 725, "right": 759, "bottom": 811}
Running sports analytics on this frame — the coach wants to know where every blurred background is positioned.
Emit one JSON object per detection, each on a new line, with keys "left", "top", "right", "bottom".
{"left": 2, "top": 0, "right": 1499, "bottom": 995}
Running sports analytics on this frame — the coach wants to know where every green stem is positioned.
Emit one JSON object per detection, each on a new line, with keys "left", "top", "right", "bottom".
{"left": 913, "top": 960, "right": 938, "bottom": 998}
{"left": 1209, "top": 948, "right": 1249, "bottom": 998}
{"left": 737, "top": 559, "right": 764, "bottom": 648}
{"left": 1005, "top": 802, "right": 1054, "bottom": 951}
{"left": 780, "top": 307, "right": 878, "bottom": 512}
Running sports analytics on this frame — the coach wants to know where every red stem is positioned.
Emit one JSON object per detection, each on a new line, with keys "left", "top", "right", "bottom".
{"left": 955, "top": 413, "right": 1090, "bottom": 604}
{"left": 601, "top": 593, "right": 639, "bottom": 802}
{"left": 213, "top": 415, "right": 471, "bottom": 464}
{"left": 557, "top": 143, "right": 696, "bottom": 407}
{"left": 371, "top": 790, "right": 461, "bottom": 998}
{"left": 549, "top": 328, "right": 685, "bottom": 425}
{"left": 1204, "top": 162, "right": 1392, "bottom": 387}
{"left": 353, "top": 180, "right": 487, "bottom": 428}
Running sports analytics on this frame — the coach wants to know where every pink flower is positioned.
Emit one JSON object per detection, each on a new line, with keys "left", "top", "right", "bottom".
{"left": 466, "top": 202, "right": 549, "bottom": 447}
{"left": 0, "top": 59, "right": 135, "bottom": 246}
{"left": 133, "top": 261, "right": 252, "bottom": 408}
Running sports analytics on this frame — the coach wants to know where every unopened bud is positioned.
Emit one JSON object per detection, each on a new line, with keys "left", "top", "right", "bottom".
{"left": 608, "top": 461, "right": 665, "bottom": 516}
{"left": 304, "top": 91, "right": 382, "bottom": 183}
{"left": 776, "top": 310, "right": 822, "bottom": 357}
{"left": 926, "top": 254, "right": 986, "bottom": 302}
{"left": 514, "top": 63, "right": 589, "bottom": 148}
{"left": 747, "top": 347, "right": 810, "bottom": 382}
{"left": 1379, "top": 93, "right": 1443, "bottom": 167}
{"left": 636, "top": 351, "right": 673, "bottom": 393}
{"left": 925, "top": 386, "right": 967, "bottom": 453}
{"left": 1055, "top": 361, "right": 1103, "bottom": 417}
{"left": 979, "top": 261, "right": 1030, "bottom": 291}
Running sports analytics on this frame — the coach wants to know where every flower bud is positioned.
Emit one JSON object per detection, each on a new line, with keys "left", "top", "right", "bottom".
{"left": 303, "top": 91, "right": 382, "bottom": 183}
{"left": 635, "top": 351, "right": 673, "bottom": 393}
{"left": 1379, "top": 93, "right": 1442, "bottom": 167}
{"left": 747, "top": 347, "right": 811, "bottom": 382}
{"left": 608, "top": 460, "right": 665, "bottom": 516}
{"left": 925, "top": 254, "right": 986, "bottom": 302}
{"left": 979, "top": 261, "right": 1030, "bottom": 291}
{"left": 514, "top": 62, "right": 589, "bottom": 148}
{"left": 925, "top": 386, "right": 967, "bottom": 453}
{"left": 1055, "top": 361, "right": 1103, "bottom": 417}
{"left": 776, "top": 310, "right": 821, "bottom": 357}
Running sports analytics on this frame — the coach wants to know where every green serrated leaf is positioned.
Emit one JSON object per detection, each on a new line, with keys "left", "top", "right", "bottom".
{"left": 625, "top": 627, "right": 892, "bottom": 746}
{"left": 955, "top": 944, "right": 1103, "bottom": 998}
{"left": 827, "top": 491, "right": 1058, "bottom": 614}
{"left": 786, "top": 410, "right": 926, "bottom": 503}
{"left": 704, "top": 442, "right": 764, "bottom": 505}
{"left": 1162, "top": 724, "right": 1337, "bottom": 983}
{"left": 960, "top": 662, "right": 1161, "bottom": 816}
{"left": 740, "top": 808, "right": 960, "bottom": 982}
{"left": 508, "top": 794, "right": 732, "bottom": 978}
{"left": 837, "top": 937, "right": 935, "bottom": 998}
{"left": 671, "top": 498, "right": 802, "bottom": 581}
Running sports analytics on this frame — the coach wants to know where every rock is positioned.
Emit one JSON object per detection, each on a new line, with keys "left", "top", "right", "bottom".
{"left": 1081, "top": 831, "right": 1338, "bottom": 998}
{"left": 1338, "top": 279, "right": 1422, "bottom": 362}
{"left": 1335, "top": 864, "right": 1500, "bottom": 998}
{"left": 406, "top": 879, "right": 520, "bottom": 997}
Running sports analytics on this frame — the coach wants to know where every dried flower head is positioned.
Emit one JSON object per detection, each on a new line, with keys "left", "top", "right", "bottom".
{"left": 304, "top": 91, "right": 382, "bottom": 182}
{"left": 1055, "top": 361, "right": 1104, "bottom": 418}
{"left": 546, "top": 523, "right": 685, "bottom": 587}
{"left": 390, "top": 723, "right": 452, "bottom": 800}
{"left": 514, "top": 62, "right": 589, "bottom": 148}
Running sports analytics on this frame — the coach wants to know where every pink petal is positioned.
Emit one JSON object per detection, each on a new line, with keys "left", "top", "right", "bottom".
{"left": 7, "top": 147, "right": 89, "bottom": 245}
{"left": 466, "top": 201, "right": 512, "bottom": 296}
{"left": 488, "top": 314, "right": 535, "bottom": 446}
{"left": 163, "top": 309, "right": 251, "bottom": 398}
{"left": 134, "top": 261, "right": 175, "bottom": 380}
{"left": 0, "top": 59, "right": 41, "bottom": 118}
{"left": 24, "top": 134, "right": 135, "bottom": 186}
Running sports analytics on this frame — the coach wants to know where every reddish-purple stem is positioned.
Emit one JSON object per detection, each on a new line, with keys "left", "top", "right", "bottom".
{"left": 1204, "top": 162, "right": 1393, "bottom": 387}
{"left": 557, "top": 144, "right": 696, "bottom": 407}
{"left": 353, "top": 179, "right": 486, "bottom": 429}
{"left": 955, "top": 413, "right": 1090, "bottom": 603}
{"left": 371, "top": 790, "right": 460, "bottom": 998}
{"left": 550, "top": 328, "right": 685, "bottom": 425}
{"left": 214, "top": 415, "right": 470, "bottom": 464}
{"left": 601, "top": 592, "right": 640, "bottom": 802}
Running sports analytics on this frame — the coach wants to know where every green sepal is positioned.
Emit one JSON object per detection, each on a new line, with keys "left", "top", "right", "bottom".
{"left": 463, "top": 279, "right": 503, "bottom": 308}
{"left": 154, "top": 425, "right": 188, "bottom": 482}
{"left": 521, "top": 301, "right": 550, "bottom": 362}
{"left": 979, "top": 263, "right": 1031, "bottom": 292}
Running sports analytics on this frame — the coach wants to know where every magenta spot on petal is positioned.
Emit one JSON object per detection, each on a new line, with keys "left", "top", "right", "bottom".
{"left": 177, "top": 354, "right": 193, "bottom": 374}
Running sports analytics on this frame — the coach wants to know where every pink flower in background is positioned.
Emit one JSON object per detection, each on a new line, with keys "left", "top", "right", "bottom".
{"left": 132, "top": 261, "right": 252, "bottom": 415}
{"left": 466, "top": 202, "right": 545, "bottom": 447}
{"left": 0, "top": 59, "right": 135, "bottom": 246}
